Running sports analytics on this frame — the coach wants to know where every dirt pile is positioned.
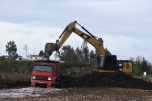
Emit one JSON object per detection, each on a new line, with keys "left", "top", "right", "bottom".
{"left": 62, "top": 72, "right": 152, "bottom": 90}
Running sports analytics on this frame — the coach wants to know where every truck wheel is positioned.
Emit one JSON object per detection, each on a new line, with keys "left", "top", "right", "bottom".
{"left": 56, "top": 78, "right": 63, "bottom": 88}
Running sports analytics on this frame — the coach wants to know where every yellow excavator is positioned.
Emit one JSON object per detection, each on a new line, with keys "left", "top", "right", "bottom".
{"left": 44, "top": 21, "right": 132, "bottom": 73}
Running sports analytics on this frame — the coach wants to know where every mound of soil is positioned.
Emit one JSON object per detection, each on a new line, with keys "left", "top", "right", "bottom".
{"left": 62, "top": 72, "right": 152, "bottom": 90}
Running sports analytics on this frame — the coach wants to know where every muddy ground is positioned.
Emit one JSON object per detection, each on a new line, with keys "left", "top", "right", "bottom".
{"left": 0, "top": 71, "right": 152, "bottom": 100}
{"left": 0, "top": 87, "right": 152, "bottom": 101}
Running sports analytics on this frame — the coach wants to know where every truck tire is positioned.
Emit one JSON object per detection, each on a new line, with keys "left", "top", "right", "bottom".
{"left": 55, "top": 78, "right": 63, "bottom": 88}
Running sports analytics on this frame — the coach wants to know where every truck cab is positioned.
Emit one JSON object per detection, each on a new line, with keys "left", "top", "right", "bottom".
{"left": 31, "top": 60, "right": 61, "bottom": 88}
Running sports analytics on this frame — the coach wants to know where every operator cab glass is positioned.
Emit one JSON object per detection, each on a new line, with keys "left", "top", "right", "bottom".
{"left": 99, "top": 55, "right": 118, "bottom": 70}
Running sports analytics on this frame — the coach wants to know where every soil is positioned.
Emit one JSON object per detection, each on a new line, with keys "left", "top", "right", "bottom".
{"left": 1, "top": 87, "right": 152, "bottom": 101}
{"left": 62, "top": 72, "right": 152, "bottom": 90}
{"left": 0, "top": 71, "right": 152, "bottom": 100}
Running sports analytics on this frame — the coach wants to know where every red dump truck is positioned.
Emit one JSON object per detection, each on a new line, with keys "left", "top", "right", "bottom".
{"left": 31, "top": 60, "right": 64, "bottom": 88}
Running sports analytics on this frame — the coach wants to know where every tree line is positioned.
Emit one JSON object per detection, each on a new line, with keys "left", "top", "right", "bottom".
{"left": 130, "top": 56, "right": 152, "bottom": 75}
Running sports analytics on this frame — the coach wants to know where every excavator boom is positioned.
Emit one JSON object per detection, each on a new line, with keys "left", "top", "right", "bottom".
{"left": 44, "top": 21, "right": 105, "bottom": 58}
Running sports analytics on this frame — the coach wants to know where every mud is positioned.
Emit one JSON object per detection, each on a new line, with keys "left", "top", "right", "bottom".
{"left": 1, "top": 87, "right": 152, "bottom": 101}
{"left": 0, "top": 87, "right": 65, "bottom": 98}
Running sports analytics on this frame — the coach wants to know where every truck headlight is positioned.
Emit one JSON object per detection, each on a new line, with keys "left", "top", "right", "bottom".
{"left": 48, "top": 77, "right": 51, "bottom": 80}
{"left": 32, "top": 76, "right": 36, "bottom": 79}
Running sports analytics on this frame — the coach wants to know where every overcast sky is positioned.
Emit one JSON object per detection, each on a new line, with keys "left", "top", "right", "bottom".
{"left": 0, "top": 0, "right": 152, "bottom": 62}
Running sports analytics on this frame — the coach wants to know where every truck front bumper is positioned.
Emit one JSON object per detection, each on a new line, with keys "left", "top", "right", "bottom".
{"left": 31, "top": 80, "right": 54, "bottom": 88}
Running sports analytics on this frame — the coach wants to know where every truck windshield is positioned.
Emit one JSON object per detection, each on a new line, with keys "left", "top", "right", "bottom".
{"left": 33, "top": 65, "right": 52, "bottom": 72}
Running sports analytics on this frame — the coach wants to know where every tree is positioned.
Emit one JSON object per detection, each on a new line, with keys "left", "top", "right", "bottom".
{"left": 90, "top": 50, "right": 96, "bottom": 59}
{"left": 81, "top": 40, "right": 89, "bottom": 62}
{"left": 59, "top": 45, "right": 71, "bottom": 61}
{"left": 130, "top": 57, "right": 140, "bottom": 75}
{"left": 130, "top": 56, "right": 150, "bottom": 75}
{"left": 6, "top": 41, "right": 18, "bottom": 60}
{"left": 71, "top": 47, "right": 78, "bottom": 61}
{"left": 89, "top": 50, "right": 97, "bottom": 66}
{"left": 59, "top": 45, "right": 78, "bottom": 61}
{"left": 75, "top": 47, "right": 83, "bottom": 61}
{"left": 23, "top": 44, "right": 28, "bottom": 57}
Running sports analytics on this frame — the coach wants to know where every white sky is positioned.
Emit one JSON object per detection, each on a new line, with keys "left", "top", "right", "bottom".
{"left": 0, "top": 0, "right": 152, "bottom": 62}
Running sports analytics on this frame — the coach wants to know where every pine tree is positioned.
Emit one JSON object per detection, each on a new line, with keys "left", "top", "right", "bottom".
{"left": 6, "top": 41, "right": 18, "bottom": 60}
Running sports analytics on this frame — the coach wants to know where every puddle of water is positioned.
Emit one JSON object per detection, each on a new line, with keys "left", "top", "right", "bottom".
{"left": 0, "top": 87, "right": 64, "bottom": 98}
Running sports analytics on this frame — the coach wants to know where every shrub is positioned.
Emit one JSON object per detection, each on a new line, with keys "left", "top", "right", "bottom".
{"left": 0, "top": 60, "right": 34, "bottom": 74}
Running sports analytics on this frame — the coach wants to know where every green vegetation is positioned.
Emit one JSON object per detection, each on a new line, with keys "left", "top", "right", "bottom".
{"left": 0, "top": 60, "right": 33, "bottom": 74}
{"left": 60, "top": 61, "right": 92, "bottom": 69}
{"left": 0, "top": 59, "right": 91, "bottom": 74}
{"left": 6, "top": 41, "right": 19, "bottom": 60}
{"left": 130, "top": 56, "right": 152, "bottom": 76}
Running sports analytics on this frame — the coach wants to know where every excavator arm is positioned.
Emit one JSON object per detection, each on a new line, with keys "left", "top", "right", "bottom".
{"left": 44, "top": 21, "right": 105, "bottom": 58}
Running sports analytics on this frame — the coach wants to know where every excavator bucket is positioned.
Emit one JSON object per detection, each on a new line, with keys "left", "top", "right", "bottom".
{"left": 44, "top": 43, "right": 55, "bottom": 58}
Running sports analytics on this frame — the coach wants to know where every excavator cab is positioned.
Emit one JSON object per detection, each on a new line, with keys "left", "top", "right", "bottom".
{"left": 98, "top": 55, "right": 119, "bottom": 72}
